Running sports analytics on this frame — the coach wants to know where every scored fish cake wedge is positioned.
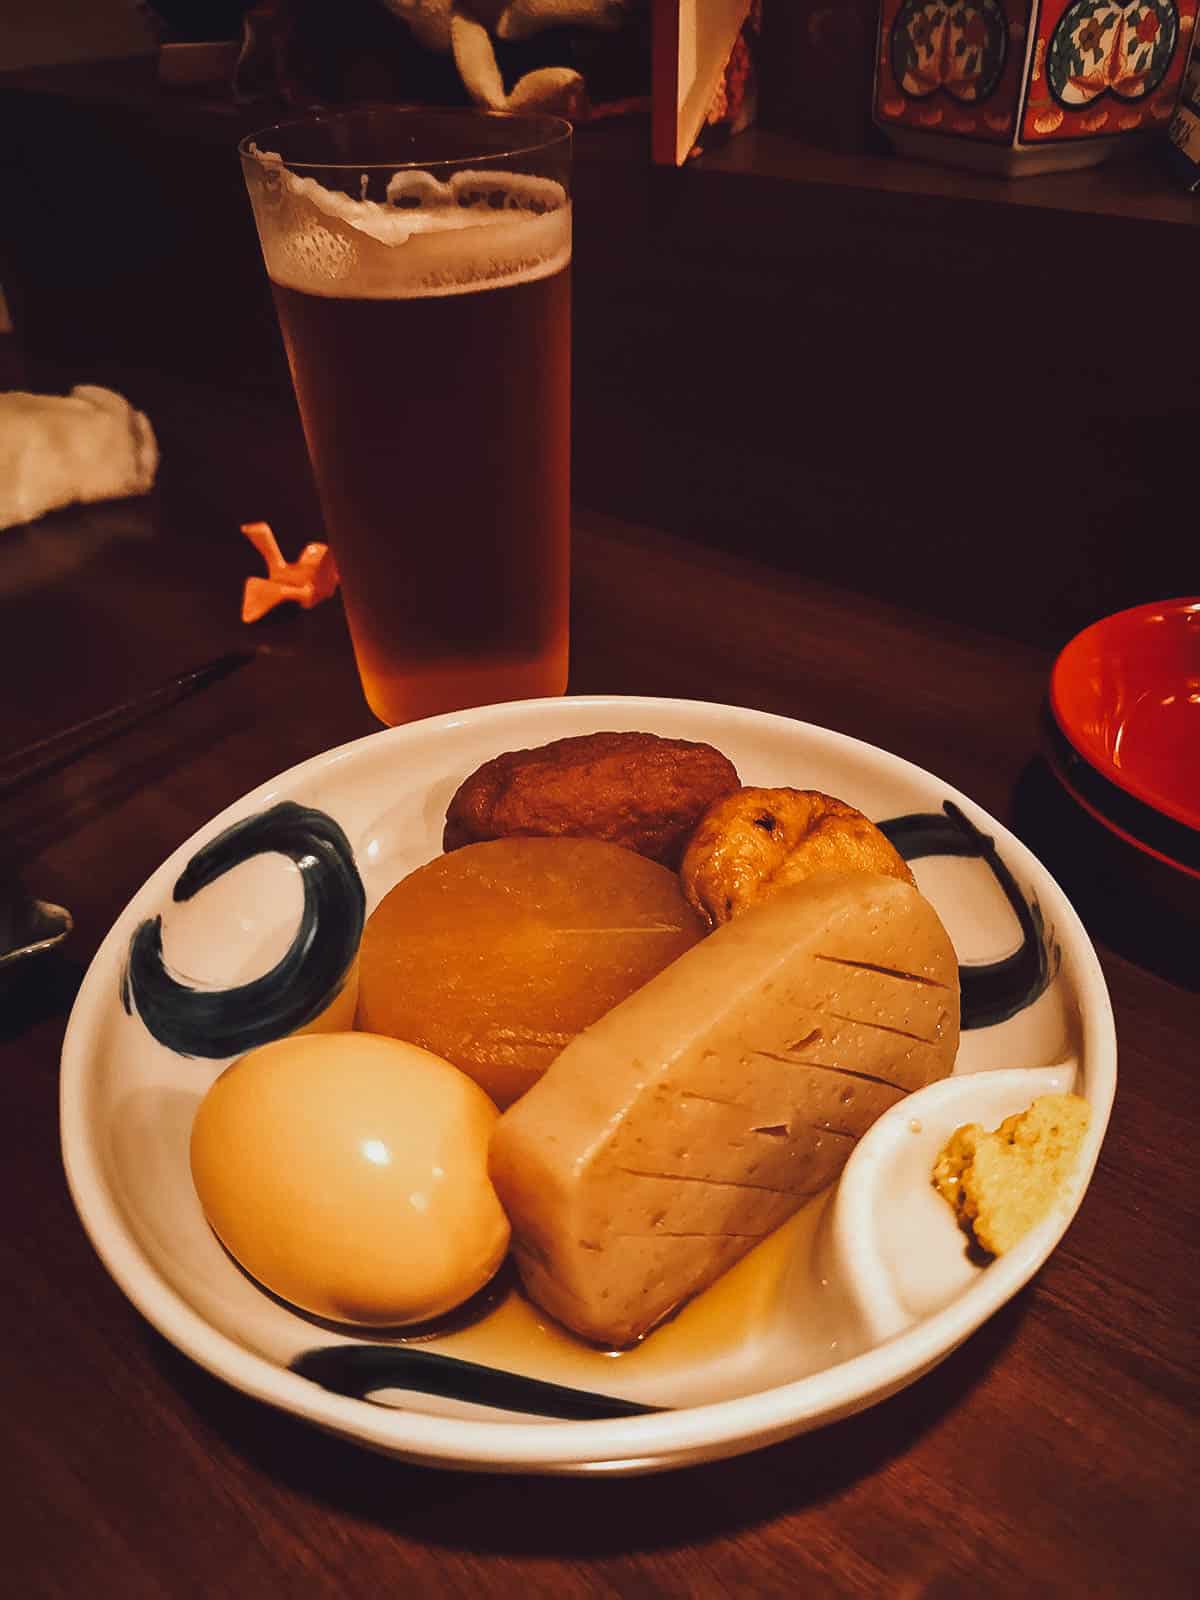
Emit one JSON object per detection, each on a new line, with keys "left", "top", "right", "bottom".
{"left": 489, "top": 871, "right": 959, "bottom": 1348}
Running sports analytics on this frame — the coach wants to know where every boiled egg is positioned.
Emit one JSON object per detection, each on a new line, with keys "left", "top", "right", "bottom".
{"left": 190, "top": 1031, "right": 510, "bottom": 1325}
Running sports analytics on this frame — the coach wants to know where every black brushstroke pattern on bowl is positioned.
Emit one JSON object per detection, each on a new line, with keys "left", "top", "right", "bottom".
{"left": 122, "top": 800, "right": 364, "bottom": 1057}
{"left": 879, "top": 800, "right": 1057, "bottom": 1028}
{"left": 289, "top": 1344, "right": 663, "bottom": 1421}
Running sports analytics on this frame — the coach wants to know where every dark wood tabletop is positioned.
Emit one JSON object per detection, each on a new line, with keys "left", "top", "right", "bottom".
{"left": 2, "top": 59, "right": 1197, "bottom": 1600}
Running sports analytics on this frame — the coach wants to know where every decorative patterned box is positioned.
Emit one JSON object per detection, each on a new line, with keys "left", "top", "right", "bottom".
{"left": 874, "top": 2, "right": 1197, "bottom": 175}
{"left": 1165, "top": 23, "right": 1200, "bottom": 184}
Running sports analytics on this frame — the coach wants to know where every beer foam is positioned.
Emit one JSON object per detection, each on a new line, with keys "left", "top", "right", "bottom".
{"left": 248, "top": 149, "right": 571, "bottom": 300}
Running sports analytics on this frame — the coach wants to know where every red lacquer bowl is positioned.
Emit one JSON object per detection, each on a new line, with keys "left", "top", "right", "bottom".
{"left": 1050, "top": 599, "right": 1200, "bottom": 833}
{"left": 1042, "top": 715, "right": 1200, "bottom": 902}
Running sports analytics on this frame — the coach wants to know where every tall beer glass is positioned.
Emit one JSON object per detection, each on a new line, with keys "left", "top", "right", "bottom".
{"left": 240, "top": 109, "right": 572, "bottom": 725}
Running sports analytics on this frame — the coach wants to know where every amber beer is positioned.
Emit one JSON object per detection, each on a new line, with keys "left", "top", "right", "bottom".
{"left": 241, "top": 114, "right": 571, "bottom": 725}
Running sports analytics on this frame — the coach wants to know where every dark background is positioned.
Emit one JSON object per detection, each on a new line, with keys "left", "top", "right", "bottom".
{"left": 1, "top": 7, "right": 1195, "bottom": 658}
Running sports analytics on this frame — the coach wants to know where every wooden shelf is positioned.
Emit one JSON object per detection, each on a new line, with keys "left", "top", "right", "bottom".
{"left": 697, "top": 126, "right": 1197, "bottom": 229}
{"left": 3, "top": 53, "right": 1194, "bottom": 230}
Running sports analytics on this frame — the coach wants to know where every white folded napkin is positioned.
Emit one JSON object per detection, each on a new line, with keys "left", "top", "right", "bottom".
{"left": 0, "top": 385, "right": 158, "bottom": 532}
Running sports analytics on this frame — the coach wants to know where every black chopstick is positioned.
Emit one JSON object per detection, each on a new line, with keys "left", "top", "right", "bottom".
{"left": 0, "top": 650, "right": 255, "bottom": 799}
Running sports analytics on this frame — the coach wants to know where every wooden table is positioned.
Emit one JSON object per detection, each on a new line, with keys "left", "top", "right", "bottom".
{"left": 1, "top": 74, "right": 1197, "bottom": 1598}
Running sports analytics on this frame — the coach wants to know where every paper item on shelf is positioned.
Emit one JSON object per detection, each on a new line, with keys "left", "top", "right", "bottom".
{"left": 0, "top": 385, "right": 158, "bottom": 532}
{"left": 652, "top": 0, "right": 758, "bottom": 165}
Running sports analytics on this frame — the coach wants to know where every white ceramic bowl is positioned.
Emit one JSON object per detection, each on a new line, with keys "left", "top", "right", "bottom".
{"left": 60, "top": 696, "right": 1116, "bottom": 1475}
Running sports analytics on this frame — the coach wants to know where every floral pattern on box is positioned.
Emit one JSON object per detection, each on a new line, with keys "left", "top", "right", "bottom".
{"left": 1022, "top": 0, "right": 1193, "bottom": 139}
{"left": 876, "top": 0, "right": 1196, "bottom": 165}
{"left": 877, "top": 1, "right": 1037, "bottom": 142}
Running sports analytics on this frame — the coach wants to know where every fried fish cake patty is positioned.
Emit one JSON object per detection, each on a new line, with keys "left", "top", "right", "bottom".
{"left": 442, "top": 731, "right": 740, "bottom": 867}
{"left": 680, "top": 786, "right": 914, "bottom": 926}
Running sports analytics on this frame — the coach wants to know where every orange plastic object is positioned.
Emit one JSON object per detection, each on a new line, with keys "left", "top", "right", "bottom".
{"left": 1050, "top": 598, "right": 1200, "bottom": 832}
{"left": 240, "top": 521, "right": 339, "bottom": 623}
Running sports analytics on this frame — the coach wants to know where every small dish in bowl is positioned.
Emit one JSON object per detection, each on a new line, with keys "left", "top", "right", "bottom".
{"left": 1050, "top": 598, "right": 1200, "bottom": 833}
{"left": 60, "top": 696, "right": 1116, "bottom": 1475}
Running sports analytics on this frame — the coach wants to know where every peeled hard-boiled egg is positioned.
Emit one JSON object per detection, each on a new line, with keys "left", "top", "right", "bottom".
{"left": 190, "top": 1031, "right": 510, "bottom": 1326}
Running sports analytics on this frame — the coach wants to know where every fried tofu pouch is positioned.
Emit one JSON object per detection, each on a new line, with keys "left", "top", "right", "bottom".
{"left": 490, "top": 870, "right": 959, "bottom": 1347}
{"left": 443, "top": 731, "right": 740, "bottom": 868}
{"left": 681, "top": 787, "right": 914, "bottom": 926}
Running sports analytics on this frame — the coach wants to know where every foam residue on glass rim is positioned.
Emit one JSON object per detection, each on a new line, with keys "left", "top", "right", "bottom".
{"left": 246, "top": 145, "right": 571, "bottom": 300}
